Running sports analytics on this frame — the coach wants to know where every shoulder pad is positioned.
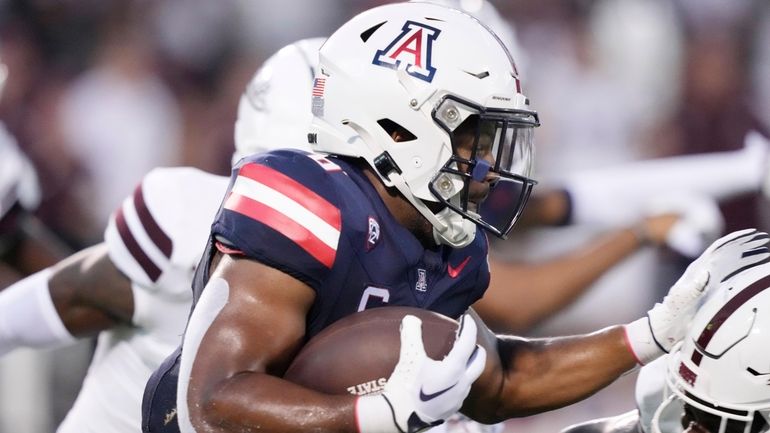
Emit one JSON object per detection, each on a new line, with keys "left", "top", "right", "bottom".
{"left": 104, "top": 167, "right": 229, "bottom": 296}
{"left": 214, "top": 150, "right": 346, "bottom": 288}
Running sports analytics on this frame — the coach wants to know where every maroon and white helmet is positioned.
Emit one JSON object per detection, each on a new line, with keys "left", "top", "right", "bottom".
{"left": 233, "top": 37, "right": 326, "bottom": 164}
{"left": 653, "top": 262, "right": 770, "bottom": 433}
{"left": 310, "top": 1, "right": 539, "bottom": 248}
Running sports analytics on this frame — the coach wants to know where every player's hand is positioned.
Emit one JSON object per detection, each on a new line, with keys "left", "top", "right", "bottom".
{"left": 625, "top": 228, "right": 769, "bottom": 364}
{"left": 356, "top": 314, "right": 486, "bottom": 433}
{"left": 640, "top": 193, "right": 724, "bottom": 258}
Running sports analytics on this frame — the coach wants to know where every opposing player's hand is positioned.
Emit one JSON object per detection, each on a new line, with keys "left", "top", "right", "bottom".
{"left": 641, "top": 193, "right": 724, "bottom": 258}
{"left": 356, "top": 314, "right": 486, "bottom": 433}
{"left": 625, "top": 228, "right": 770, "bottom": 364}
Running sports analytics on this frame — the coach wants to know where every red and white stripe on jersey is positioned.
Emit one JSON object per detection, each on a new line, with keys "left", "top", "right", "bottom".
{"left": 224, "top": 163, "right": 341, "bottom": 268}
{"left": 113, "top": 184, "right": 173, "bottom": 283}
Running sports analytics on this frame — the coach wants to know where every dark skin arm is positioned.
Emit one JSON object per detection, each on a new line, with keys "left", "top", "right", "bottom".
{"left": 188, "top": 253, "right": 359, "bottom": 433}
{"left": 0, "top": 261, "right": 21, "bottom": 288}
{"left": 188, "top": 255, "right": 639, "bottom": 432}
{"left": 47, "top": 243, "right": 134, "bottom": 336}
{"left": 475, "top": 214, "right": 678, "bottom": 333}
{"left": 463, "top": 308, "right": 637, "bottom": 423}
{"left": 518, "top": 188, "right": 573, "bottom": 227}
{"left": 0, "top": 209, "right": 72, "bottom": 279}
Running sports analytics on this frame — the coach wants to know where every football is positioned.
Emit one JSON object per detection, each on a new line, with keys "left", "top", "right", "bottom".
{"left": 284, "top": 306, "right": 460, "bottom": 396}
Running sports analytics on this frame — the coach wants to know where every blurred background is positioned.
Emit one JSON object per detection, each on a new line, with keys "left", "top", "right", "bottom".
{"left": 1, "top": 0, "right": 769, "bottom": 431}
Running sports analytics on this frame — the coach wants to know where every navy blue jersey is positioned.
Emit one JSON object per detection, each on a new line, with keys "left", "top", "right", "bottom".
{"left": 142, "top": 149, "right": 491, "bottom": 432}
{"left": 204, "top": 149, "right": 490, "bottom": 337}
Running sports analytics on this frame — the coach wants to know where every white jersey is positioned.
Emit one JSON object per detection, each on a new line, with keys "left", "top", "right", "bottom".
{"left": 635, "top": 355, "right": 679, "bottom": 433}
{"left": 57, "top": 167, "right": 229, "bottom": 433}
{"left": 0, "top": 122, "right": 40, "bottom": 222}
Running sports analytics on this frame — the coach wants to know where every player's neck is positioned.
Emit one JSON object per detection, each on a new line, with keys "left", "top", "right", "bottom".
{"left": 361, "top": 167, "right": 437, "bottom": 249}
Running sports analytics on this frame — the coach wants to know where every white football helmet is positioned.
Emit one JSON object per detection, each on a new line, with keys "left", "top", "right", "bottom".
{"left": 309, "top": 2, "right": 539, "bottom": 248}
{"left": 417, "top": 0, "right": 526, "bottom": 75}
{"left": 653, "top": 262, "right": 770, "bottom": 433}
{"left": 232, "top": 37, "right": 326, "bottom": 165}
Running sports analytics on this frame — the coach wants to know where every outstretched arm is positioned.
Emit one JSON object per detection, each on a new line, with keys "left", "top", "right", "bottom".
{"left": 476, "top": 214, "right": 677, "bottom": 333}
{"left": 466, "top": 315, "right": 635, "bottom": 422}
{"left": 464, "top": 229, "right": 770, "bottom": 423}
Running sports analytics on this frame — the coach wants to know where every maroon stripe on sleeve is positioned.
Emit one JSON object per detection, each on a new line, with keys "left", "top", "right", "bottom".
{"left": 115, "top": 206, "right": 162, "bottom": 282}
{"left": 133, "top": 185, "right": 173, "bottom": 258}
{"left": 691, "top": 274, "right": 770, "bottom": 365}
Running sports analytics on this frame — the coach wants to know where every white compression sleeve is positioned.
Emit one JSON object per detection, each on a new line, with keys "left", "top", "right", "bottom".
{"left": 566, "top": 132, "right": 767, "bottom": 226}
{"left": 0, "top": 268, "right": 75, "bottom": 356}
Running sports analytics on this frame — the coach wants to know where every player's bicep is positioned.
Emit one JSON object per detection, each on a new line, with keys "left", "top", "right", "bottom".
{"left": 186, "top": 254, "right": 315, "bottom": 405}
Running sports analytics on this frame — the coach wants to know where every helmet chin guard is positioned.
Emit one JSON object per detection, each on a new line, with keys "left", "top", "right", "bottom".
{"left": 431, "top": 206, "right": 477, "bottom": 248}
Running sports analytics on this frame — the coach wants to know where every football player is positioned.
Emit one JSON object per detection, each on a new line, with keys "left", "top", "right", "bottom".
{"left": 139, "top": 3, "right": 769, "bottom": 433}
{"left": 0, "top": 33, "right": 715, "bottom": 433}
{"left": 0, "top": 57, "right": 70, "bottom": 286}
{"left": 560, "top": 261, "right": 770, "bottom": 433}
{"left": 0, "top": 37, "right": 323, "bottom": 433}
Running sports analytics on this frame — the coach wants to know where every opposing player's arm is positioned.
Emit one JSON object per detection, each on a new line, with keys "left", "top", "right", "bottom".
{"left": 0, "top": 243, "right": 133, "bottom": 356}
{"left": 11, "top": 212, "right": 72, "bottom": 275}
{"left": 0, "top": 205, "right": 71, "bottom": 284}
{"left": 516, "top": 188, "right": 572, "bottom": 227}
{"left": 48, "top": 243, "right": 134, "bottom": 336}
{"left": 0, "top": 262, "right": 20, "bottom": 288}
{"left": 476, "top": 214, "right": 678, "bottom": 333}
{"left": 185, "top": 253, "right": 360, "bottom": 432}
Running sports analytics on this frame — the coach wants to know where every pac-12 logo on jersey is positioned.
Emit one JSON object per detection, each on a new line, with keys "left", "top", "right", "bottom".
{"left": 372, "top": 21, "right": 441, "bottom": 83}
{"left": 366, "top": 216, "right": 381, "bottom": 251}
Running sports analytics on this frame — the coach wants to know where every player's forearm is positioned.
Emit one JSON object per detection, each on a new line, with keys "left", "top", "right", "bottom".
{"left": 48, "top": 244, "right": 134, "bottom": 336}
{"left": 195, "top": 372, "right": 359, "bottom": 433}
{"left": 0, "top": 261, "right": 21, "bottom": 288}
{"left": 517, "top": 188, "right": 571, "bottom": 227}
{"left": 15, "top": 215, "right": 72, "bottom": 274}
{"left": 492, "top": 326, "right": 636, "bottom": 419}
{"left": 480, "top": 229, "right": 640, "bottom": 332}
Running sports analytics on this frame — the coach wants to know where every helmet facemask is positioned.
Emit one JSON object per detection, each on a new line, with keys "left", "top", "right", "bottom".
{"left": 429, "top": 95, "right": 538, "bottom": 241}
{"left": 652, "top": 336, "right": 770, "bottom": 433}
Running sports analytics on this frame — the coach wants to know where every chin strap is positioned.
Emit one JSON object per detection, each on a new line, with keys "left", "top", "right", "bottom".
{"left": 342, "top": 119, "right": 476, "bottom": 249}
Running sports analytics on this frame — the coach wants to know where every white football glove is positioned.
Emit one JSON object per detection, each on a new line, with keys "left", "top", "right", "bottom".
{"left": 356, "top": 314, "right": 486, "bottom": 433}
{"left": 625, "top": 228, "right": 770, "bottom": 365}
{"left": 643, "top": 192, "right": 724, "bottom": 258}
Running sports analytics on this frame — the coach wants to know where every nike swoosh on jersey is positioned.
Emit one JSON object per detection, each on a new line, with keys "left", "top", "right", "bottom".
{"left": 447, "top": 256, "right": 471, "bottom": 278}
{"left": 419, "top": 384, "right": 456, "bottom": 401}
